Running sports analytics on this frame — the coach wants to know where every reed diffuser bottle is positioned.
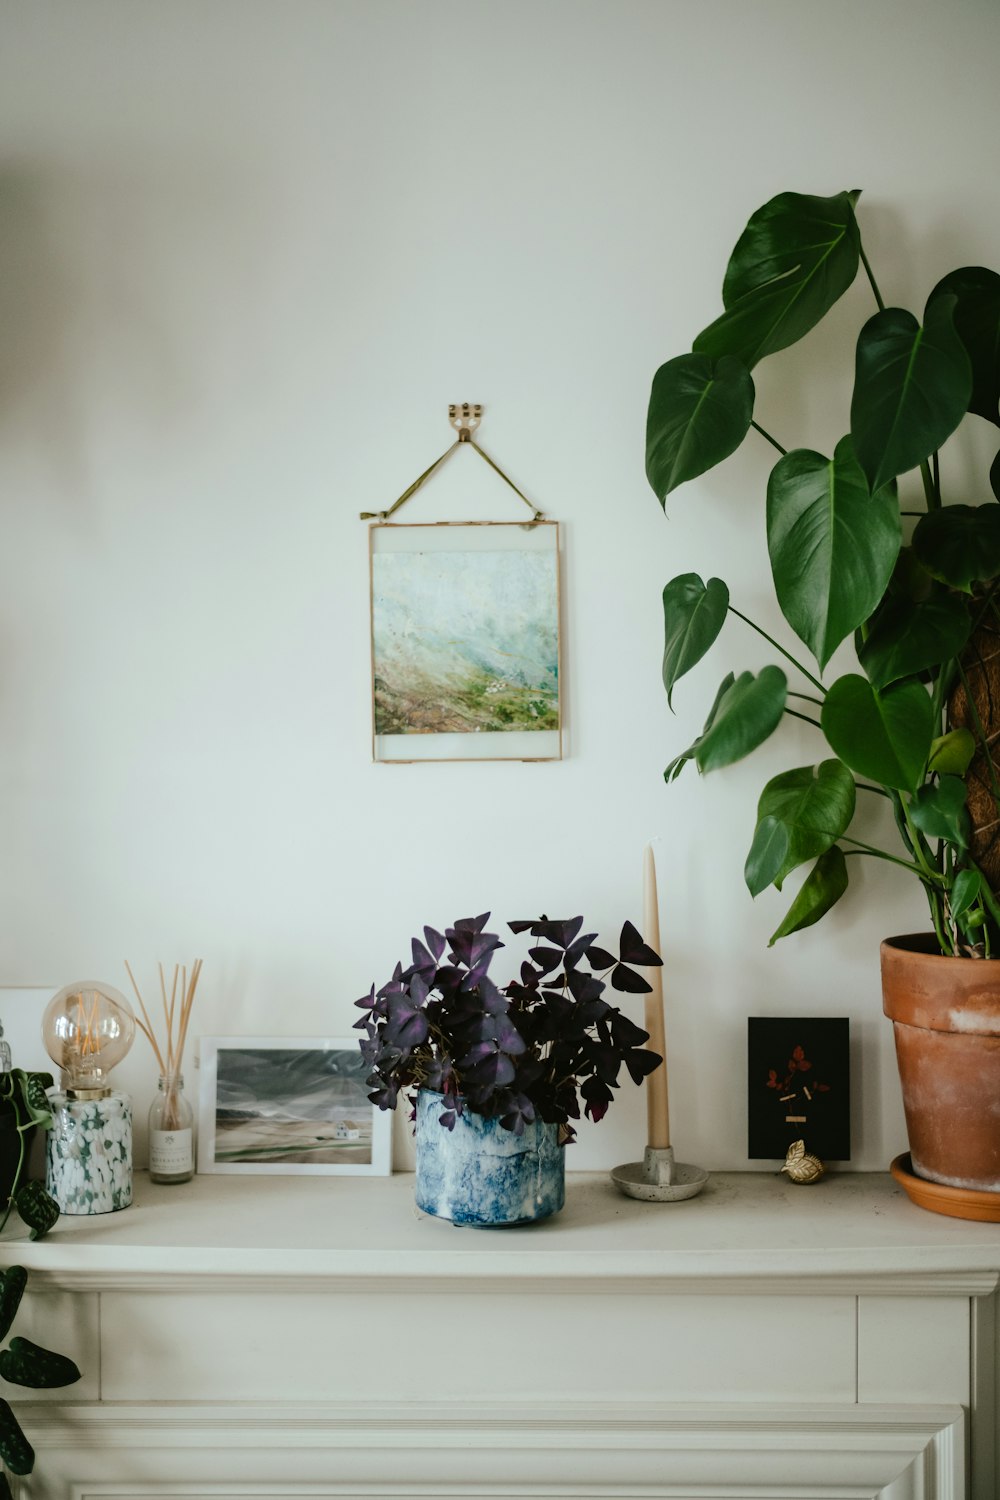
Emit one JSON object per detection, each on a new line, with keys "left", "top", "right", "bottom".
{"left": 148, "top": 1073, "right": 194, "bottom": 1183}
{"left": 126, "top": 959, "right": 202, "bottom": 1186}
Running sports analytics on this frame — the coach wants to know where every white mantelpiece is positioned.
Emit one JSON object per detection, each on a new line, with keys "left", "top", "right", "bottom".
{"left": 4, "top": 1170, "right": 999, "bottom": 1499}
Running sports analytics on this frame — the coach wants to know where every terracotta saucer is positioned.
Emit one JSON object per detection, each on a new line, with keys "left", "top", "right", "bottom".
{"left": 890, "top": 1153, "right": 1000, "bottom": 1222}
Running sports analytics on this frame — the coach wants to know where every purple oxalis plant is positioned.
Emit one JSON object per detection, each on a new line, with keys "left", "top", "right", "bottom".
{"left": 354, "top": 914, "right": 664, "bottom": 1141}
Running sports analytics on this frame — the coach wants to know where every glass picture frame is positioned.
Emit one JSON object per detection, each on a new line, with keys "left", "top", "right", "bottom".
{"left": 369, "top": 520, "right": 562, "bottom": 762}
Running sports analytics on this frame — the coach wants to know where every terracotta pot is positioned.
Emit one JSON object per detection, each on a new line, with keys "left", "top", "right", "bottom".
{"left": 881, "top": 933, "right": 1000, "bottom": 1192}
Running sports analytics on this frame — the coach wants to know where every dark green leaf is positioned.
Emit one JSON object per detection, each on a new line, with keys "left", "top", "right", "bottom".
{"left": 744, "top": 815, "right": 791, "bottom": 898}
{"left": 911, "top": 504, "right": 1000, "bottom": 593}
{"left": 766, "top": 436, "right": 900, "bottom": 671}
{"left": 859, "top": 591, "right": 972, "bottom": 689}
{"left": 909, "top": 776, "right": 969, "bottom": 850}
{"left": 664, "top": 672, "right": 734, "bottom": 782}
{"left": 14, "top": 1070, "right": 53, "bottom": 1130}
{"left": 0, "top": 1268, "right": 26, "bottom": 1344}
{"left": 0, "top": 1398, "right": 33, "bottom": 1476}
{"left": 14, "top": 1181, "right": 60, "bottom": 1241}
{"left": 951, "top": 867, "right": 982, "bottom": 919}
{"left": 928, "top": 728, "right": 976, "bottom": 776}
{"left": 746, "top": 759, "right": 856, "bottom": 895}
{"left": 693, "top": 190, "right": 861, "bottom": 368}
{"left": 695, "top": 666, "right": 788, "bottom": 773}
{"left": 0, "top": 1337, "right": 81, "bottom": 1390}
{"left": 821, "top": 675, "right": 935, "bottom": 793}
{"left": 768, "top": 846, "right": 849, "bottom": 945}
{"left": 661, "top": 574, "right": 730, "bottom": 708}
{"left": 646, "top": 354, "right": 754, "bottom": 503}
{"left": 992, "top": 448, "right": 1000, "bottom": 503}
{"left": 851, "top": 298, "right": 972, "bottom": 493}
{"left": 0, "top": 1470, "right": 12, "bottom": 1500}
{"left": 927, "top": 267, "right": 1000, "bottom": 427}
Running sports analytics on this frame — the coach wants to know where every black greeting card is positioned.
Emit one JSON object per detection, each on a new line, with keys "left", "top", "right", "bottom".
{"left": 747, "top": 1017, "right": 851, "bottom": 1162}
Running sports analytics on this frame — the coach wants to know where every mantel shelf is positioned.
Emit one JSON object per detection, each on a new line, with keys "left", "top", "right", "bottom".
{"left": 3, "top": 1170, "right": 1000, "bottom": 1296}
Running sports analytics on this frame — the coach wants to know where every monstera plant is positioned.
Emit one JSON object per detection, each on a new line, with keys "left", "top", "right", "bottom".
{"left": 647, "top": 188, "right": 1000, "bottom": 960}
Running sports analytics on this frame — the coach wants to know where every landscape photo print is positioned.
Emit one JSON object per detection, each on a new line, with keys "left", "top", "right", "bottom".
{"left": 198, "top": 1037, "right": 391, "bottom": 1175}
{"left": 370, "top": 520, "right": 561, "bottom": 762}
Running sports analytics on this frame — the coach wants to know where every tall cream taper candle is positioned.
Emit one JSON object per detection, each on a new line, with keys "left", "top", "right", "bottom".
{"left": 642, "top": 844, "right": 670, "bottom": 1150}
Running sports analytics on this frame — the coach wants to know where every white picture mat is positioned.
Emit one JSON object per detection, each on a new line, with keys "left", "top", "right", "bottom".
{"left": 197, "top": 1035, "right": 391, "bottom": 1176}
{"left": 370, "top": 521, "right": 562, "bottom": 763}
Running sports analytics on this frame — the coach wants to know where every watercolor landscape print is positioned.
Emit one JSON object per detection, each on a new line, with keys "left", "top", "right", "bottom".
{"left": 372, "top": 545, "right": 559, "bottom": 737}
{"left": 208, "top": 1044, "right": 380, "bottom": 1172}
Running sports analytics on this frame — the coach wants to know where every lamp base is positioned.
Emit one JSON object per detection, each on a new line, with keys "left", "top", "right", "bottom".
{"left": 46, "top": 1090, "right": 133, "bottom": 1214}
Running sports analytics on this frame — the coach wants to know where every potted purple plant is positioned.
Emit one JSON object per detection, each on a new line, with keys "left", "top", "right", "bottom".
{"left": 355, "top": 912, "right": 663, "bottom": 1225}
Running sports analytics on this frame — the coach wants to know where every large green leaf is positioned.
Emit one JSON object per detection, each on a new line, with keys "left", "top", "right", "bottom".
{"left": 851, "top": 297, "right": 972, "bottom": 494}
{"left": 768, "top": 846, "right": 849, "bottom": 945}
{"left": 951, "top": 867, "right": 982, "bottom": 919}
{"left": 646, "top": 354, "right": 754, "bottom": 503}
{"left": 693, "top": 190, "right": 861, "bottom": 369}
{"left": 911, "top": 504, "right": 1000, "bottom": 592}
{"left": 928, "top": 728, "right": 976, "bottom": 776}
{"left": 745, "top": 759, "right": 856, "bottom": 896}
{"left": 927, "top": 267, "right": 1000, "bottom": 427}
{"left": 821, "top": 675, "right": 935, "bottom": 793}
{"left": 909, "top": 776, "right": 970, "bottom": 850}
{"left": 0, "top": 1337, "right": 81, "bottom": 1390}
{"left": 744, "top": 816, "right": 791, "bottom": 898}
{"left": 695, "top": 666, "right": 787, "bottom": 773}
{"left": 859, "top": 591, "right": 972, "bottom": 689}
{"left": 664, "top": 672, "right": 734, "bottom": 782}
{"left": 766, "top": 435, "right": 900, "bottom": 671}
{"left": 661, "top": 574, "right": 730, "bottom": 708}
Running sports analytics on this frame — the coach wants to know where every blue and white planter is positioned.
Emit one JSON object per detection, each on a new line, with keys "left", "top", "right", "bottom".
{"left": 414, "top": 1090, "right": 564, "bottom": 1226}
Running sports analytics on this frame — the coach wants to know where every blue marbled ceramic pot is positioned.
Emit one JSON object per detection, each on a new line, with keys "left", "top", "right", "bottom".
{"left": 414, "top": 1089, "right": 565, "bottom": 1226}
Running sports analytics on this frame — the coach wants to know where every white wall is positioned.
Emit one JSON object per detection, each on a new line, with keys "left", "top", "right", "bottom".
{"left": 1, "top": 0, "right": 998, "bottom": 1175}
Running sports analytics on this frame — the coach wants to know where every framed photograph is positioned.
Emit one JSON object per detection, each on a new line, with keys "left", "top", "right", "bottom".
{"left": 747, "top": 1017, "right": 851, "bottom": 1162}
{"left": 369, "top": 520, "right": 562, "bottom": 762}
{"left": 197, "top": 1037, "right": 391, "bottom": 1176}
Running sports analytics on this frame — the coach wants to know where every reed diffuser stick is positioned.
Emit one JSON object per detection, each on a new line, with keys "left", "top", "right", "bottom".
{"left": 124, "top": 960, "right": 203, "bottom": 1132}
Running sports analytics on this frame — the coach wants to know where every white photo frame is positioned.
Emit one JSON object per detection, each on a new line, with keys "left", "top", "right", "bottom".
{"left": 197, "top": 1036, "right": 391, "bottom": 1176}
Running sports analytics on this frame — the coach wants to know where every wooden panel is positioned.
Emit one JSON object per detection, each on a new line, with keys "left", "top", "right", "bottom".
{"left": 100, "top": 1289, "right": 857, "bottom": 1404}
{"left": 858, "top": 1295, "right": 970, "bottom": 1405}
{"left": 16, "top": 1399, "right": 966, "bottom": 1499}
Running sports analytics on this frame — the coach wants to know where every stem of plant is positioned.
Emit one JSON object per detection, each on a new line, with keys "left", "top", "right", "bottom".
{"left": 788, "top": 692, "right": 825, "bottom": 709}
{"left": 919, "top": 457, "right": 941, "bottom": 511}
{"left": 857, "top": 782, "right": 891, "bottom": 799}
{"left": 727, "top": 606, "right": 826, "bottom": 693}
{"left": 856, "top": 235, "right": 886, "bottom": 312}
{"left": 842, "top": 838, "right": 944, "bottom": 881}
{"left": 784, "top": 707, "right": 822, "bottom": 729}
{"left": 750, "top": 420, "right": 787, "bottom": 456}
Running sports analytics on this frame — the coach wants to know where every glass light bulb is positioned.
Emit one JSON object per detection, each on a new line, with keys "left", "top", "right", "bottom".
{"left": 42, "top": 982, "right": 136, "bottom": 1096}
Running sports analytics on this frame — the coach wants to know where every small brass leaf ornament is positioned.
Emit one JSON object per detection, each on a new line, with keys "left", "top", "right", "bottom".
{"left": 781, "top": 1139, "right": 826, "bottom": 1184}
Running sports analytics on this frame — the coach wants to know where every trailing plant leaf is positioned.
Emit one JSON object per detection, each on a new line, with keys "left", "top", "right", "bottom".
{"left": 0, "top": 1398, "right": 33, "bottom": 1476}
{"left": 928, "top": 728, "right": 976, "bottom": 776}
{"left": 927, "top": 266, "right": 1000, "bottom": 426}
{"left": 911, "top": 504, "right": 1000, "bottom": 593}
{"left": 851, "top": 296, "right": 972, "bottom": 494}
{"left": 693, "top": 189, "right": 861, "bottom": 369}
{"left": 745, "top": 760, "right": 856, "bottom": 895}
{"left": 992, "top": 448, "right": 1000, "bottom": 502}
{"left": 909, "top": 776, "right": 970, "bottom": 850}
{"left": 645, "top": 354, "right": 754, "bottom": 502}
{"left": 768, "top": 846, "right": 849, "bottom": 945}
{"left": 0, "top": 1268, "right": 26, "bottom": 1344}
{"left": 694, "top": 666, "right": 788, "bottom": 773}
{"left": 821, "top": 675, "right": 935, "bottom": 794}
{"left": 859, "top": 592, "right": 972, "bottom": 690}
{"left": 766, "top": 436, "right": 900, "bottom": 670}
{"left": 661, "top": 574, "right": 730, "bottom": 708}
{"left": 663, "top": 671, "right": 734, "bottom": 782}
{"left": 0, "top": 1337, "right": 81, "bottom": 1390}
{"left": 951, "top": 868, "right": 982, "bottom": 919}
{"left": 15, "top": 1071, "right": 53, "bottom": 1130}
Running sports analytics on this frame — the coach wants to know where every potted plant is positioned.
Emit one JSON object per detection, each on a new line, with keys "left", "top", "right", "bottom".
{"left": 356, "top": 912, "right": 662, "bottom": 1224}
{"left": 0, "top": 1264, "right": 81, "bottom": 1495}
{"left": 0, "top": 1069, "right": 60, "bottom": 1240}
{"left": 645, "top": 188, "right": 1000, "bottom": 1210}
